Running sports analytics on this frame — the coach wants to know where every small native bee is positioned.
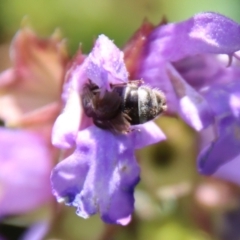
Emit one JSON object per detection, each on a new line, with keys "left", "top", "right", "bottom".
{"left": 81, "top": 80, "right": 167, "bottom": 134}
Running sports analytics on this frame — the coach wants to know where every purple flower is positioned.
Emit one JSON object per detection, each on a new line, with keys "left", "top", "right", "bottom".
{"left": 52, "top": 35, "right": 129, "bottom": 148}
{"left": 51, "top": 35, "right": 166, "bottom": 224}
{"left": 0, "top": 128, "right": 52, "bottom": 216}
{"left": 52, "top": 11, "right": 240, "bottom": 224}
{"left": 138, "top": 12, "right": 240, "bottom": 183}
{"left": 0, "top": 26, "right": 66, "bottom": 223}
{"left": 52, "top": 123, "right": 164, "bottom": 225}
{"left": 197, "top": 81, "right": 240, "bottom": 184}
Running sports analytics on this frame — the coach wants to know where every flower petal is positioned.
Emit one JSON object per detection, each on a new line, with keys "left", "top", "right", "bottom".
{"left": 87, "top": 35, "right": 128, "bottom": 90}
{"left": 51, "top": 145, "right": 89, "bottom": 206}
{"left": 173, "top": 54, "right": 226, "bottom": 90}
{"left": 204, "top": 81, "right": 240, "bottom": 117}
{"left": 131, "top": 121, "right": 166, "bottom": 149}
{"left": 52, "top": 89, "right": 82, "bottom": 148}
{"left": 21, "top": 221, "right": 50, "bottom": 240}
{"left": 212, "top": 154, "right": 240, "bottom": 185}
{"left": 148, "top": 12, "right": 240, "bottom": 62}
{"left": 51, "top": 125, "right": 140, "bottom": 224}
{"left": 52, "top": 35, "right": 130, "bottom": 148}
{"left": 168, "top": 65, "right": 214, "bottom": 130}
{"left": 0, "top": 128, "right": 52, "bottom": 216}
{"left": 51, "top": 49, "right": 92, "bottom": 148}
{"left": 198, "top": 116, "right": 240, "bottom": 175}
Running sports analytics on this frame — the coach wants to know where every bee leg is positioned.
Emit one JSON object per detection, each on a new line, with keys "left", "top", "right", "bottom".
{"left": 110, "top": 79, "right": 144, "bottom": 89}
{"left": 122, "top": 112, "right": 132, "bottom": 122}
{"left": 108, "top": 112, "right": 132, "bottom": 134}
{"left": 128, "top": 79, "right": 144, "bottom": 85}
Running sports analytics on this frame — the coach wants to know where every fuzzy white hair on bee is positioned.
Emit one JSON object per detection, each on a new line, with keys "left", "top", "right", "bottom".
{"left": 81, "top": 80, "right": 167, "bottom": 134}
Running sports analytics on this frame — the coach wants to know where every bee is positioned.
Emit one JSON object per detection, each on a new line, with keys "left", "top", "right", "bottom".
{"left": 81, "top": 80, "right": 167, "bottom": 134}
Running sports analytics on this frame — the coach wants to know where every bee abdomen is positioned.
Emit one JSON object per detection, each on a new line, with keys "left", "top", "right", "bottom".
{"left": 122, "top": 85, "right": 165, "bottom": 125}
{"left": 138, "top": 86, "right": 158, "bottom": 123}
{"left": 121, "top": 84, "right": 139, "bottom": 125}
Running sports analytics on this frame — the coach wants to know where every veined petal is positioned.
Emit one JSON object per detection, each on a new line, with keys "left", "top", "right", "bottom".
{"left": 198, "top": 116, "right": 240, "bottom": 175}
{"left": 148, "top": 12, "right": 240, "bottom": 62}
{"left": 168, "top": 65, "right": 214, "bottom": 130}
{"left": 173, "top": 54, "right": 226, "bottom": 90}
{"left": 197, "top": 81, "right": 240, "bottom": 182}
{"left": 51, "top": 125, "right": 140, "bottom": 225}
{"left": 202, "top": 81, "right": 240, "bottom": 117}
{"left": 87, "top": 35, "right": 128, "bottom": 91}
{"left": 51, "top": 147, "right": 90, "bottom": 206}
{"left": 139, "top": 13, "right": 240, "bottom": 115}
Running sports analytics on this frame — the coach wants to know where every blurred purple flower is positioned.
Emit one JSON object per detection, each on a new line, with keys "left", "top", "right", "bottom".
{"left": 197, "top": 81, "right": 240, "bottom": 184}
{"left": 51, "top": 35, "right": 166, "bottom": 225}
{"left": 138, "top": 12, "right": 240, "bottom": 183}
{"left": 0, "top": 128, "right": 52, "bottom": 216}
{"left": 21, "top": 221, "right": 50, "bottom": 240}
{"left": 0, "top": 25, "right": 67, "bottom": 230}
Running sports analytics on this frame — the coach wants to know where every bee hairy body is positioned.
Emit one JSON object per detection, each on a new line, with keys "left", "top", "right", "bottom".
{"left": 81, "top": 81, "right": 167, "bottom": 134}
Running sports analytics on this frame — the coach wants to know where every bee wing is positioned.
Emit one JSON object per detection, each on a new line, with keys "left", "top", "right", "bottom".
{"left": 94, "top": 112, "right": 131, "bottom": 134}
{"left": 109, "top": 112, "right": 132, "bottom": 134}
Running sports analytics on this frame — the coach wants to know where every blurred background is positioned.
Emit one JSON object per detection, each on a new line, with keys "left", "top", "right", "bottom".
{"left": 1, "top": 0, "right": 240, "bottom": 239}
{"left": 1, "top": 0, "right": 240, "bottom": 54}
